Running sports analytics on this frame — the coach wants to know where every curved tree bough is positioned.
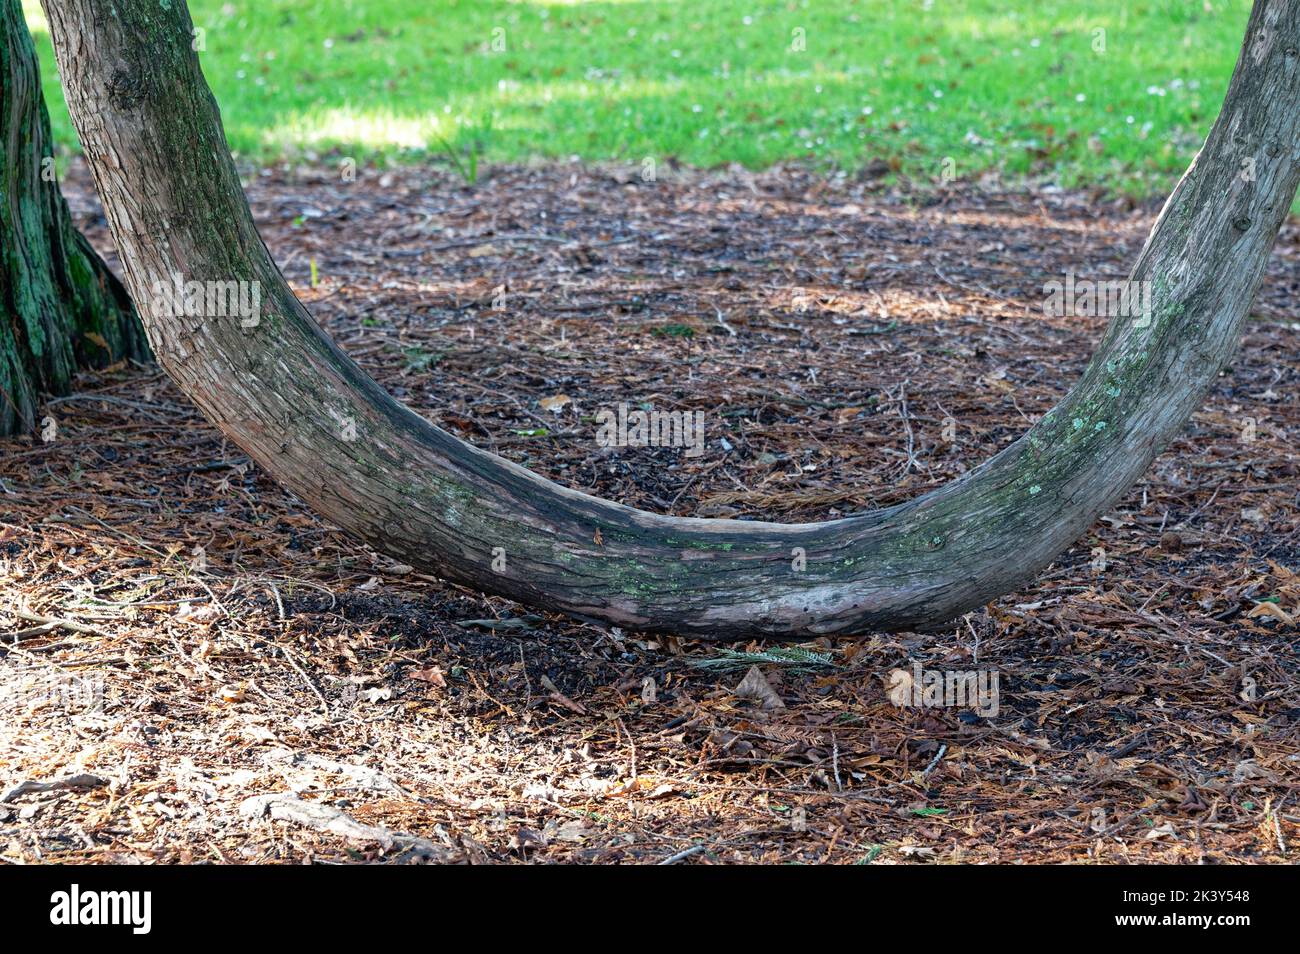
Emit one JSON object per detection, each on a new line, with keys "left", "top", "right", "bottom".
{"left": 39, "top": 0, "right": 1300, "bottom": 638}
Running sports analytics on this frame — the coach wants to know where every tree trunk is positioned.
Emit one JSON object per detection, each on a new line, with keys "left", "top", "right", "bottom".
{"left": 39, "top": 0, "right": 1300, "bottom": 638}
{"left": 0, "top": 0, "right": 144, "bottom": 436}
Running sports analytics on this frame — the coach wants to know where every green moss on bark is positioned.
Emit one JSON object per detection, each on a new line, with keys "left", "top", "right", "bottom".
{"left": 0, "top": 0, "right": 147, "bottom": 436}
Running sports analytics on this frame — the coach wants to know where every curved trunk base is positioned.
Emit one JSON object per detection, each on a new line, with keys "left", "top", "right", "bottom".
{"left": 39, "top": 0, "right": 1300, "bottom": 638}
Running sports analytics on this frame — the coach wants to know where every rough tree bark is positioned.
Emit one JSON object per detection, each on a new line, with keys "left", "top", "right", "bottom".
{"left": 0, "top": 0, "right": 144, "bottom": 436}
{"left": 39, "top": 0, "right": 1300, "bottom": 638}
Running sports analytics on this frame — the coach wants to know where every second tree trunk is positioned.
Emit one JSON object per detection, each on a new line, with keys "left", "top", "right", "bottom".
{"left": 0, "top": 0, "right": 146, "bottom": 436}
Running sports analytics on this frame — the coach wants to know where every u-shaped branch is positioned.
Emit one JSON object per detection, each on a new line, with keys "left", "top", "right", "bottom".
{"left": 40, "top": 0, "right": 1300, "bottom": 637}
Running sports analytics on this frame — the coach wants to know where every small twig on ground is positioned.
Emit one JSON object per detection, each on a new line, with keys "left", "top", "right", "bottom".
{"left": 2, "top": 773, "right": 108, "bottom": 803}
{"left": 897, "top": 381, "right": 918, "bottom": 476}
{"left": 239, "top": 793, "right": 453, "bottom": 861}
{"left": 7, "top": 611, "right": 109, "bottom": 640}
{"left": 658, "top": 844, "right": 707, "bottom": 865}
{"left": 922, "top": 744, "right": 948, "bottom": 779}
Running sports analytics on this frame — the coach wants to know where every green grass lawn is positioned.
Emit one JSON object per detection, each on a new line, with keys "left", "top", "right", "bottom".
{"left": 25, "top": 0, "right": 1252, "bottom": 194}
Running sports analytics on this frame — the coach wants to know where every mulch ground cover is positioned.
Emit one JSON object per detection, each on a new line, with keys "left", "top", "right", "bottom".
{"left": 1, "top": 159, "right": 1297, "bottom": 863}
